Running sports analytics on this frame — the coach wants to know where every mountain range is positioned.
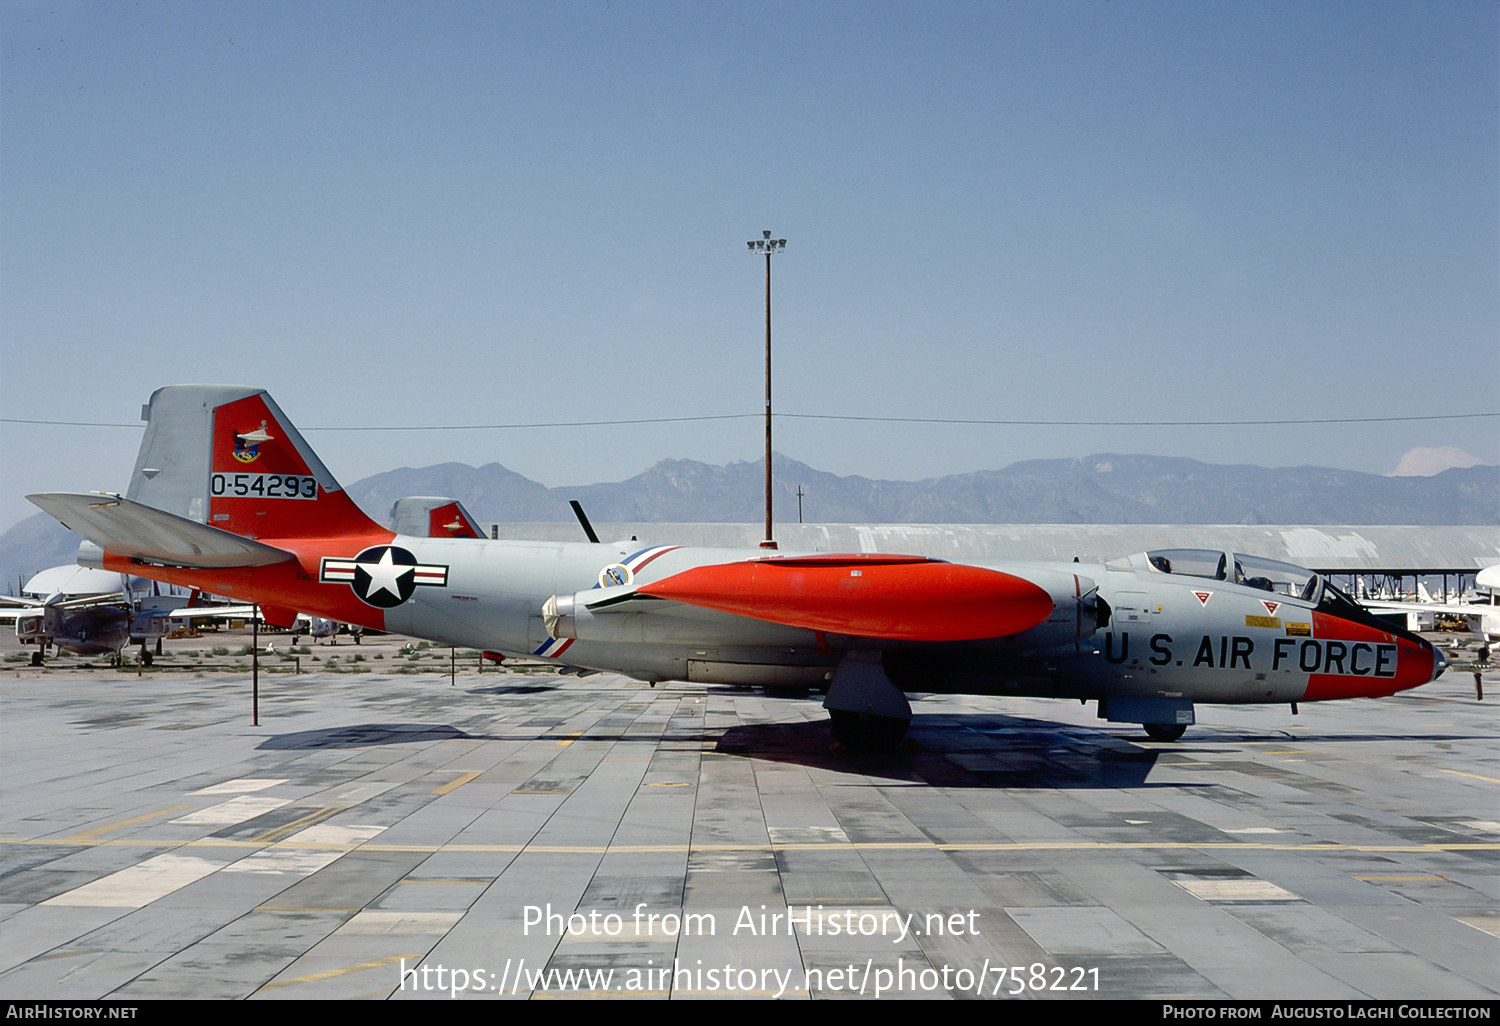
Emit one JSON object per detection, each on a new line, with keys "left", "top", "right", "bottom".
{"left": 348, "top": 453, "right": 1498, "bottom": 527}
{"left": 5, "top": 453, "right": 1495, "bottom": 592}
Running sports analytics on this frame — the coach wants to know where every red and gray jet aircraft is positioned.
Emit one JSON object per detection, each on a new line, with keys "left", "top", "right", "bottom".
{"left": 29, "top": 386, "right": 1448, "bottom": 746}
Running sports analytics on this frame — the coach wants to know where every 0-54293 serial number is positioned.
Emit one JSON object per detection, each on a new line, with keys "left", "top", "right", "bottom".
{"left": 210, "top": 473, "right": 317, "bottom": 499}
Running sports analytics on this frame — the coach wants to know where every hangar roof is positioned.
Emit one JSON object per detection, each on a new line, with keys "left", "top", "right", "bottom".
{"left": 487, "top": 523, "right": 1500, "bottom": 574}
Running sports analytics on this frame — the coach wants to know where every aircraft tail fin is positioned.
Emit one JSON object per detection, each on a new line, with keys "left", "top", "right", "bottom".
{"left": 390, "top": 497, "right": 486, "bottom": 539}
{"left": 128, "top": 385, "right": 381, "bottom": 540}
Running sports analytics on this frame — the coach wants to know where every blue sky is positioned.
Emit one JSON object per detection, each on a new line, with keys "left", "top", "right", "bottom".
{"left": 3, "top": 1, "right": 1496, "bottom": 531}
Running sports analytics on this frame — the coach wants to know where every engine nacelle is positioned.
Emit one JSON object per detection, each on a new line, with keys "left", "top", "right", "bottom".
{"left": 542, "top": 591, "right": 816, "bottom": 647}
{"left": 987, "top": 567, "right": 1101, "bottom": 658}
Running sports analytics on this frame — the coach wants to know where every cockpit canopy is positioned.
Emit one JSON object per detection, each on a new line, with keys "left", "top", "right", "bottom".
{"left": 1142, "top": 548, "right": 1323, "bottom": 602}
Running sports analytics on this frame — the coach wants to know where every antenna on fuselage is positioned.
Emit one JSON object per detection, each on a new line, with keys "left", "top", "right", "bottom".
{"left": 569, "top": 500, "right": 601, "bottom": 544}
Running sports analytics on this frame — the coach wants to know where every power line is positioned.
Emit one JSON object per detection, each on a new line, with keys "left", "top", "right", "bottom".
{"left": 3, "top": 411, "right": 1496, "bottom": 431}
{"left": 777, "top": 411, "right": 1500, "bottom": 427}
{"left": 2, "top": 419, "right": 147, "bottom": 428}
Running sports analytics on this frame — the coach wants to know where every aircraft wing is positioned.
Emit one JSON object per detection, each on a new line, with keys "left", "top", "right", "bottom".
{"left": 1361, "top": 598, "right": 1494, "bottom": 619}
{"left": 1361, "top": 596, "right": 1500, "bottom": 641}
{"left": 167, "top": 605, "right": 262, "bottom": 620}
{"left": 26, "top": 493, "right": 295, "bottom": 569}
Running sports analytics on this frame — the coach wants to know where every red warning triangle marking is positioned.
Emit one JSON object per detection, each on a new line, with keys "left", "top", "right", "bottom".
{"left": 1193, "top": 591, "right": 1213, "bottom": 606}
{"left": 1261, "top": 600, "right": 1280, "bottom": 616}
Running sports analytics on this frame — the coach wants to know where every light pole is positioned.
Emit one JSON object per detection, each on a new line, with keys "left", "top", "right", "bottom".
{"left": 747, "top": 230, "right": 786, "bottom": 547}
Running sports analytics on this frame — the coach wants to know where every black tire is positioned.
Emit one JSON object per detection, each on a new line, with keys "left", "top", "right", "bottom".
{"left": 828, "top": 709, "right": 910, "bottom": 751}
{"left": 764, "top": 685, "right": 811, "bottom": 698}
{"left": 29, "top": 651, "right": 43, "bottom": 667}
{"left": 1143, "top": 722, "right": 1187, "bottom": 742}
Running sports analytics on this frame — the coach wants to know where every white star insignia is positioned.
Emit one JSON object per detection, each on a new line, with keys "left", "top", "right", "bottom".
{"left": 361, "top": 548, "right": 415, "bottom": 602}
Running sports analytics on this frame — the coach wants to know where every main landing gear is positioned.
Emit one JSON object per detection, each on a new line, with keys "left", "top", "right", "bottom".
{"left": 827, "top": 709, "right": 911, "bottom": 751}
{"left": 824, "top": 653, "right": 913, "bottom": 752}
{"left": 1142, "top": 722, "right": 1187, "bottom": 742}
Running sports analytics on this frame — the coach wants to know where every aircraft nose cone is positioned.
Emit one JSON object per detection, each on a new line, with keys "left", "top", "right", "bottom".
{"left": 1432, "top": 646, "right": 1448, "bottom": 681}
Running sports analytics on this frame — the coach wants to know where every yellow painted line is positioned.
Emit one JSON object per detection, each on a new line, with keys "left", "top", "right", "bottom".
{"left": 1441, "top": 769, "right": 1500, "bottom": 784}
{"left": 249, "top": 807, "right": 342, "bottom": 845}
{"left": 534, "top": 734, "right": 579, "bottom": 749}
{"left": 56, "top": 805, "right": 194, "bottom": 844}
{"left": 396, "top": 879, "right": 490, "bottom": 886}
{"left": 256, "top": 952, "right": 424, "bottom": 992}
{"left": 432, "top": 770, "right": 482, "bottom": 795}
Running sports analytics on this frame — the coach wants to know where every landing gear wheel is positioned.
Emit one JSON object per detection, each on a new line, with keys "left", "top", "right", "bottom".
{"left": 140, "top": 649, "right": 153, "bottom": 668}
{"left": 1143, "top": 722, "right": 1187, "bottom": 742}
{"left": 29, "top": 651, "right": 43, "bottom": 667}
{"left": 828, "top": 709, "right": 910, "bottom": 751}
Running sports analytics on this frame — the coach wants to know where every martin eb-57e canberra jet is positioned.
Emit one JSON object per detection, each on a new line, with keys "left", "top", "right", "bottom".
{"left": 29, "top": 386, "right": 1447, "bottom": 746}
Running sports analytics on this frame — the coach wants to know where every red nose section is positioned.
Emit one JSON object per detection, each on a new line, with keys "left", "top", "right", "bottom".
{"left": 1301, "top": 611, "right": 1437, "bottom": 700}
{"left": 637, "top": 555, "right": 1054, "bottom": 642}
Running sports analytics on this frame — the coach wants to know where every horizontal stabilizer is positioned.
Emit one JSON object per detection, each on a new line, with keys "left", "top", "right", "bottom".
{"left": 27, "top": 493, "right": 295, "bottom": 569}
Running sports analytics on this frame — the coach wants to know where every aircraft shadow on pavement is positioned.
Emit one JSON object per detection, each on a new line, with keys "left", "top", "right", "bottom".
{"left": 714, "top": 712, "right": 1180, "bottom": 789}
{"left": 254, "top": 720, "right": 714, "bottom": 749}
{"left": 252, "top": 712, "right": 1484, "bottom": 785}
{"left": 258, "top": 722, "right": 479, "bottom": 749}
{"left": 465, "top": 683, "right": 561, "bottom": 696}
{"left": 254, "top": 714, "right": 1170, "bottom": 787}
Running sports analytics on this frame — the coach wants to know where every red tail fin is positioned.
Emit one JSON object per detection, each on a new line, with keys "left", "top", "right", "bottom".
{"left": 128, "top": 385, "right": 383, "bottom": 542}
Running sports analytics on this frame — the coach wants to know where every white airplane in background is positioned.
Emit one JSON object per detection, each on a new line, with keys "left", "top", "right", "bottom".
{"left": 1361, "top": 565, "right": 1499, "bottom": 647}
{"left": 0, "top": 565, "right": 182, "bottom": 665}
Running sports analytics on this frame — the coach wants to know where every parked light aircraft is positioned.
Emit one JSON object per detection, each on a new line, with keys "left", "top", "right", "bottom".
{"left": 28, "top": 386, "right": 1448, "bottom": 746}
{"left": 1360, "top": 565, "right": 1500, "bottom": 646}
{"left": 0, "top": 566, "right": 177, "bottom": 665}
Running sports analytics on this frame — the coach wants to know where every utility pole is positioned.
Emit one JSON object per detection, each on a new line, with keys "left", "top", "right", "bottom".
{"left": 747, "top": 230, "right": 786, "bottom": 548}
{"left": 252, "top": 604, "right": 259, "bottom": 726}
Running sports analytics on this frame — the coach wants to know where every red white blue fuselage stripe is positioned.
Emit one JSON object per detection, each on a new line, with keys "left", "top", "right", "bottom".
{"left": 622, "top": 545, "right": 679, "bottom": 574}
{"left": 534, "top": 637, "right": 575, "bottom": 659}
